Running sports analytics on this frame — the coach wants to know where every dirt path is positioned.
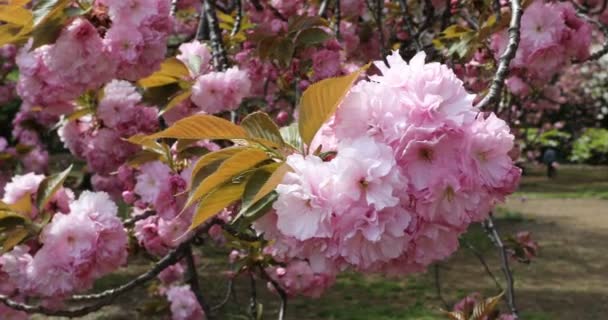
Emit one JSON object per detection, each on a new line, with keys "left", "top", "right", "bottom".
{"left": 440, "top": 198, "right": 608, "bottom": 320}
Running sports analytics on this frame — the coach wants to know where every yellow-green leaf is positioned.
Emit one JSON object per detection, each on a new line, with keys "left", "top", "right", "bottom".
{"left": 35, "top": 165, "right": 72, "bottom": 210}
{"left": 0, "top": 23, "right": 27, "bottom": 46}
{"left": 189, "top": 146, "right": 249, "bottom": 188}
{"left": 9, "top": 194, "right": 32, "bottom": 215}
{"left": 241, "top": 111, "right": 285, "bottom": 148}
{"left": 190, "top": 182, "right": 246, "bottom": 229}
{"left": 2, "top": 228, "right": 29, "bottom": 253}
{"left": 0, "top": 5, "right": 33, "bottom": 25}
{"left": 138, "top": 74, "right": 180, "bottom": 88}
{"left": 185, "top": 149, "right": 269, "bottom": 210}
{"left": 31, "top": 0, "right": 72, "bottom": 49}
{"left": 160, "top": 88, "right": 192, "bottom": 116}
{"left": 139, "top": 114, "right": 248, "bottom": 141}
{"left": 0, "top": 210, "right": 28, "bottom": 230}
{"left": 298, "top": 64, "right": 369, "bottom": 149}
{"left": 138, "top": 57, "right": 190, "bottom": 88}
{"left": 250, "top": 162, "right": 291, "bottom": 204}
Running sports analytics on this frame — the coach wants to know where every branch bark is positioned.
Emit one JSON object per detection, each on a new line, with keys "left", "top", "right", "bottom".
{"left": 483, "top": 213, "right": 519, "bottom": 318}
{"left": 204, "top": 0, "right": 229, "bottom": 71}
{"left": 475, "top": 0, "right": 523, "bottom": 110}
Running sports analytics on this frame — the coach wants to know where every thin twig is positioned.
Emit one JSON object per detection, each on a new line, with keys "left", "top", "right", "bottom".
{"left": 210, "top": 278, "right": 235, "bottom": 311}
{"left": 185, "top": 245, "right": 211, "bottom": 316}
{"left": 258, "top": 265, "right": 287, "bottom": 320}
{"left": 475, "top": 0, "right": 523, "bottom": 110}
{"left": 483, "top": 213, "right": 519, "bottom": 317}
{"left": 574, "top": 9, "right": 608, "bottom": 62}
{"left": 374, "top": 0, "right": 388, "bottom": 62}
{"left": 433, "top": 264, "right": 450, "bottom": 309}
{"left": 0, "top": 240, "right": 193, "bottom": 317}
{"left": 196, "top": 3, "right": 210, "bottom": 41}
{"left": 204, "top": 0, "right": 229, "bottom": 70}
{"left": 123, "top": 210, "right": 156, "bottom": 228}
{"left": 249, "top": 272, "right": 258, "bottom": 318}
{"left": 398, "top": 0, "right": 423, "bottom": 52}
{"left": 441, "top": 0, "right": 452, "bottom": 29}
{"left": 170, "top": 0, "right": 178, "bottom": 16}
{"left": 463, "top": 240, "right": 503, "bottom": 292}
{"left": 319, "top": 0, "right": 330, "bottom": 17}
{"left": 334, "top": 0, "right": 341, "bottom": 39}
{"left": 230, "top": 0, "right": 243, "bottom": 37}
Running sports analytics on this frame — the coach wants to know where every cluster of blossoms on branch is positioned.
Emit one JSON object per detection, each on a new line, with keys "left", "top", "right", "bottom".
{"left": 0, "top": 174, "right": 127, "bottom": 317}
{"left": 493, "top": 1, "right": 591, "bottom": 96}
{"left": 0, "top": 0, "right": 604, "bottom": 318}
{"left": 258, "top": 51, "right": 521, "bottom": 296}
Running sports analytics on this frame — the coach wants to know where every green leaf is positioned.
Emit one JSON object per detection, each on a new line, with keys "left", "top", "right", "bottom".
{"left": 190, "top": 182, "right": 247, "bottom": 230}
{"left": 185, "top": 149, "right": 270, "bottom": 210}
{"left": 138, "top": 57, "right": 190, "bottom": 88}
{"left": 0, "top": 210, "right": 28, "bottom": 230}
{"left": 295, "top": 27, "right": 331, "bottom": 47}
{"left": 2, "top": 228, "right": 29, "bottom": 253}
{"left": 0, "top": 5, "right": 33, "bottom": 25}
{"left": 160, "top": 88, "right": 192, "bottom": 116}
{"left": 132, "top": 114, "right": 248, "bottom": 142}
{"left": 288, "top": 16, "right": 328, "bottom": 35}
{"left": 275, "top": 37, "right": 295, "bottom": 67}
{"left": 189, "top": 146, "right": 250, "bottom": 188}
{"left": 241, "top": 111, "right": 285, "bottom": 148}
{"left": 127, "top": 150, "right": 163, "bottom": 167}
{"left": 240, "top": 167, "right": 274, "bottom": 209}
{"left": 35, "top": 165, "right": 72, "bottom": 210}
{"left": 250, "top": 162, "right": 292, "bottom": 205}
{"left": 280, "top": 123, "right": 302, "bottom": 151}
{"left": 298, "top": 64, "right": 369, "bottom": 149}
{"left": 31, "top": 0, "right": 72, "bottom": 49}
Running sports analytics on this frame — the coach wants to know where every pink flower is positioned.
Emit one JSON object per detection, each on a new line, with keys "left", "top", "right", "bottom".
{"left": 312, "top": 49, "right": 341, "bottom": 81}
{"left": 467, "top": 114, "right": 518, "bottom": 189}
{"left": 273, "top": 154, "right": 334, "bottom": 240}
{"left": 100, "top": 0, "right": 159, "bottom": 26}
{"left": 190, "top": 67, "right": 252, "bottom": 113}
{"left": 177, "top": 40, "right": 212, "bottom": 77}
{"left": 2, "top": 172, "right": 43, "bottom": 204}
{"left": 520, "top": 1, "right": 566, "bottom": 50}
{"left": 331, "top": 137, "right": 403, "bottom": 210}
{"left": 97, "top": 80, "right": 143, "bottom": 128}
{"left": 166, "top": 285, "right": 206, "bottom": 320}
{"left": 134, "top": 161, "right": 173, "bottom": 204}
{"left": 267, "top": 260, "right": 336, "bottom": 298}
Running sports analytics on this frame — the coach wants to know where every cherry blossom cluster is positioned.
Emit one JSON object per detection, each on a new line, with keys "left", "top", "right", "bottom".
{"left": 491, "top": 0, "right": 592, "bottom": 94}
{"left": 255, "top": 51, "right": 521, "bottom": 295}
{"left": 0, "top": 174, "right": 128, "bottom": 300}
{"left": 58, "top": 80, "right": 159, "bottom": 195}
{"left": 166, "top": 40, "right": 252, "bottom": 120}
{"left": 16, "top": 0, "right": 172, "bottom": 115}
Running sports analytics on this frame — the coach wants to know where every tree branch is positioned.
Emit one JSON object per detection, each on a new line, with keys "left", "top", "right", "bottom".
{"left": 483, "top": 213, "right": 519, "bottom": 317}
{"left": 184, "top": 245, "right": 211, "bottom": 316}
{"left": 463, "top": 239, "right": 503, "bottom": 292}
{"left": 258, "top": 265, "right": 287, "bottom": 320}
{"left": 230, "top": 0, "right": 243, "bottom": 37}
{"left": 475, "top": 0, "right": 523, "bottom": 110}
{"left": 204, "top": 0, "right": 229, "bottom": 70}
{"left": 0, "top": 239, "right": 192, "bottom": 317}
{"left": 574, "top": 9, "right": 608, "bottom": 62}
{"left": 123, "top": 210, "right": 156, "bottom": 228}
{"left": 433, "top": 264, "right": 450, "bottom": 309}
